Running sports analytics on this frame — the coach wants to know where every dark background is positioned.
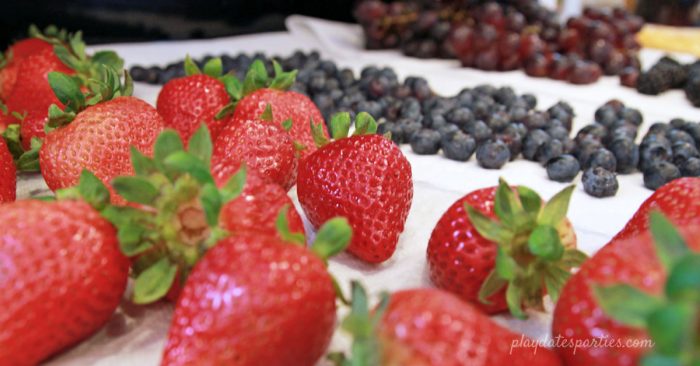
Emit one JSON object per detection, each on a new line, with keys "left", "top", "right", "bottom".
{"left": 0, "top": 0, "right": 357, "bottom": 49}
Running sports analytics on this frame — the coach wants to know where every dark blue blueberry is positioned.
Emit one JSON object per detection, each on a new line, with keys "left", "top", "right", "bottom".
{"left": 308, "top": 71, "right": 327, "bottom": 94}
{"left": 643, "top": 161, "right": 681, "bottom": 190}
{"left": 324, "top": 78, "right": 340, "bottom": 92}
{"left": 456, "top": 89, "right": 474, "bottom": 107}
{"left": 547, "top": 105, "right": 573, "bottom": 131}
{"left": 487, "top": 111, "right": 511, "bottom": 132}
{"left": 639, "top": 140, "right": 673, "bottom": 172}
{"left": 547, "top": 125, "right": 570, "bottom": 141}
{"left": 495, "top": 132, "right": 523, "bottom": 160}
{"left": 367, "top": 76, "right": 391, "bottom": 99}
{"left": 609, "top": 138, "right": 639, "bottom": 174}
{"left": 666, "top": 129, "right": 695, "bottom": 145}
{"left": 524, "top": 111, "right": 549, "bottom": 130}
{"left": 669, "top": 118, "right": 687, "bottom": 129}
{"left": 424, "top": 113, "right": 447, "bottom": 129}
{"left": 575, "top": 124, "right": 608, "bottom": 144}
{"left": 586, "top": 148, "right": 617, "bottom": 172}
{"left": 680, "top": 157, "right": 700, "bottom": 177}
{"left": 647, "top": 122, "right": 671, "bottom": 136}
{"left": 521, "top": 93, "right": 538, "bottom": 109}
{"left": 509, "top": 106, "right": 529, "bottom": 123}
{"left": 504, "top": 123, "right": 528, "bottom": 138}
{"left": 594, "top": 105, "right": 618, "bottom": 127}
{"left": 546, "top": 155, "right": 581, "bottom": 182}
{"left": 472, "top": 100, "right": 492, "bottom": 120}
{"left": 476, "top": 140, "right": 511, "bottom": 169}
{"left": 329, "top": 89, "right": 344, "bottom": 103}
{"left": 319, "top": 60, "right": 338, "bottom": 77}
{"left": 313, "top": 94, "right": 334, "bottom": 114}
{"left": 672, "top": 142, "right": 700, "bottom": 165}
{"left": 438, "top": 124, "right": 460, "bottom": 143}
{"left": 392, "top": 84, "right": 412, "bottom": 99}
{"left": 582, "top": 167, "right": 619, "bottom": 197}
{"left": 574, "top": 138, "right": 603, "bottom": 167}
{"left": 494, "top": 87, "right": 517, "bottom": 106}
{"left": 446, "top": 107, "right": 474, "bottom": 128}
{"left": 129, "top": 66, "right": 148, "bottom": 82}
{"left": 400, "top": 98, "right": 422, "bottom": 120}
{"left": 535, "top": 139, "right": 564, "bottom": 164}
{"left": 523, "top": 129, "right": 551, "bottom": 161}
{"left": 377, "top": 122, "right": 403, "bottom": 144}
{"left": 442, "top": 131, "right": 477, "bottom": 162}
{"left": 620, "top": 108, "right": 643, "bottom": 126}
{"left": 410, "top": 129, "right": 442, "bottom": 155}
{"left": 549, "top": 101, "right": 575, "bottom": 116}
{"left": 474, "top": 84, "right": 497, "bottom": 97}
{"left": 338, "top": 68, "right": 356, "bottom": 89}
{"left": 410, "top": 78, "right": 432, "bottom": 101}
{"left": 680, "top": 121, "right": 700, "bottom": 144}
{"left": 355, "top": 100, "right": 384, "bottom": 119}
{"left": 464, "top": 120, "right": 492, "bottom": 143}
{"left": 401, "top": 120, "right": 423, "bottom": 142}
{"left": 360, "top": 66, "right": 379, "bottom": 79}
{"left": 608, "top": 123, "right": 638, "bottom": 143}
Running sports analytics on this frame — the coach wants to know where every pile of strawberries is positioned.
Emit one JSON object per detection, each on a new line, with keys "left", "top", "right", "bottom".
{"left": 1, "top": 27, "right": 699, "bottom": 366}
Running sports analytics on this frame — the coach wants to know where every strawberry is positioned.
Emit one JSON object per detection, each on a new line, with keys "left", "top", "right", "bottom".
{"left": 39, "top": 67, "right": 164, "bottom": 200}
{"left": 553, "top": 213, "right": 700, "bottom": 366}
{"left": 0, "top": 37, "right": 52, "bottom": 100}
{"left": 1, "top": 27, "right": 123, "bottom": 150}
{"left": 212, "top": 104, "right": 298, "bottom": 190}
{"left": 335, "top": 282, "right": 563, "bottom": 366}
{"left": 427, "top": 180, "right": 585, "bottom": 316}
{"left": 0, "top": 174, "right": 130, "bottom": 366}
{"left": 0, "top": 137, "right": 15, "bottom": 202}
{"left": 162, "top": 218, "right": 351, "bottom": 366}
{"left": 231, "top": 59, "right": 329, "bottom": 160}
{"left": 156, "top": 56, "right": 238, "bottom": 143}
{"left": 101, "top": 126, "right": 306, "bottom": 304}
{"left": 297, "top": 112, "right": 413, "bottom": 263}
{"left": 613, "top": 177, "right": 700, "bottom": 241}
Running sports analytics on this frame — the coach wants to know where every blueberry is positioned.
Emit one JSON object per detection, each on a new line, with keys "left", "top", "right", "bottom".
{"left": 535, "top": 139, "right": 564, "bottom": 164}
{"left": 586, "top": 148, "right": 617, "bottom": 171}
{"left": 546, "top": 155, "right": 581, "bottom": 182}
{"left": 594, "top": 105, "right": 618, "bottom": 127}
{"left": 509, "top": 106, "right": 529, "bottom": 123}
{"left": 129, "top": 66, "right": 148, "bottom": 82}
{"left": 446, "top": 107, "right": 474, "bottom": 128}
{"left": 424, "top": 113, "right": 447, "bottom": 129}
{"left": 575, "top": 138, "right": 603, "bottom": 167}
{"left": 377, "top": 122, "right": 403, "bottom": 144}
{"left": 401, "top": 120, "right": 423, "bottom": 142}
{"left": 476, "top": 140, "right": 511, "bottom": 169}
{"left": 680, "top": 157, "right": 700, "bottom": 177}
{"left": 547, "top": 105, "right": 573, "bottom": 131}
{"left": 319, "top": 60, "right": 338, "bottom": 77}
{"left": 550, "top": 101, "right": 575, "bottom": 116}
{"left": 456, "top": 89, "right": 474, "bottom": 107}
{"left": 639, "top": 141, "right": 673, "bottom": 172}
{"left": 608, "top": 123, "right": 638, "bottom": 143}
{"left": 472, "top": 100, "right": 492, "bottom": 120}
{"left": 524, "top": 111, "right": 549, "bottom": 130}
{"left": 464, "top": 120, "right": 492, "bottom": 142}
{"left": 495, "top": 132, "right": 523, "bottom": 160}
{"left": 672, "top": 141, "right": 700, "bottom": 165}
{"left": 620, "top": 108, "right": 643, "bottom": 126}
{"left": 666, "top": 129, "right": 695, "bottom": 145}
{"left": 442, "top": 131, "right": 476, "bottom": 161}
{"left": 146, "top": 66, "right": 161, "bottom": 84}
{"left": 410, "top": 129, "right": 442, "bottom": 155}
{"left": 494, "top": 87, "right": 517, "bottom": 106}
{"left": 521, "top": 93, "right": 538, "bottom": 109}
{"left": 582, "top": 167, "right": 619, "bottom": 197}
{"left": 392, "top": 85, "right": 412, "bottom": 99}
{"left": 438, "top": 124, "right": 460, "bottom": 143}
{"left": 475, "top": 84, "right": 497, "bottom": 96}
{"left": 487, "top": 111, "right": 511, "bottom": 132}
{"left": 609, "top": 138, "right": 639, "bottom": 174}
{"left": 523, "top": 129, "right": 551, "bottom": 161}
{"left": 504, "top": 123, "right": 528, "bottom": 138}
{"left": 680, "top": 121, "right": 700, "bottom": 144}
{"left": 643, "top": 161, "right": 681, "bottom": 190}
{"left": 411, "top": 78, "right": 432, "bottom": 101}
{"left": 669, "top": 118, "right": 687, "bottom": 129}
{"left": 356, "top": 100, "right": 384, "bottom": 119}
{"left": 308, "top": 71, "right": 327, "bottom": 94}
{"left": 547, "top": 125, "right": 570, "bottom": 141}
{"left": 575, "top": 124, "right": 608, "bottom": 143}
{"left": 647, "top": 122, "right": 671, "bottom": 136}
{"left": 338, "top": 68, "right": 356, "bottom": 88}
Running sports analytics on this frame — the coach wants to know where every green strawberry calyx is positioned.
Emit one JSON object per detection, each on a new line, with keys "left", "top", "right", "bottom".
{"left": 29, "top": 24, "right": 124, "bottom": 85}
{"left": 1, "top": 123, "right": 41, "bottom": 172}
{"left": 466, "top": 178, "right": 588, "bottom": 319}
{"left": 46, "top": 65, "right": 133, "bottom": 131}
{"left": 310, "top": 111, "right": 379, "bottom": 149}
{"left": 328, "top": 281, "right": 390, "bottom": 366}
{"left": 594, "top": 212, "right": 700, "bottom": 366}
{"left": 214, "top": 59, "right": 295, "bottom": 120}
{"left": 101, "top": 125, "right": 247, "bottom": 304}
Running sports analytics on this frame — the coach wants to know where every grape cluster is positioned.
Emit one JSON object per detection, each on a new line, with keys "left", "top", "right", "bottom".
{"left": 355, "top": 1, "right": 644, "bottom": 85}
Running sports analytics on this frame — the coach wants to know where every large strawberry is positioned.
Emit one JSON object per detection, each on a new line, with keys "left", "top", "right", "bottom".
{"left": 156, "top": 56, "right": 238, "bottom": 142}
{"left": 0, "top": 137, "right": 15, "bottom": 202}
{"left": 231, "top": 59, "right": 329, "bottom": 160}
{"left": 1, "top": 26, "right": 123, "bottom": 150}
{"left": 297, "top": 112, "right": 413, "bottom": 263}
{"left": 39, "top": 67, "right": 164, "bottom": 200}
{"left": 0, "top": 35, "right": 52, "bottom": 100}
{"left": 161, "top": 218, "right": 351, "bottom": 366}
{"left": 102, "top": 126, "right": 306, "bottom": 304}
{"left": 553, "top": 213, "right": 700, "bottom": 366}
{"left": 334, "top": 282, "right": 562, "bottom": 366}
{"left": 426, "top": 179, "right": 585, "bottom": 316}
{"left": 613, "top": 177, "right": 700, "bottom": 241}
{"left": 212, "top": 104, "right": 298, "bottom": 190}
{"left": 0, "top": 174, "right": 130, "bottom": 366}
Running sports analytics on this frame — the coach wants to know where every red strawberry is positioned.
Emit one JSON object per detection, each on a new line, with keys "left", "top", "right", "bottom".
{"left": 156, "top": 57, "right": 235, "bottom": 142}
{"left": 0, "top": 37, "right": 53, "bottom": 100}
{"left": 0, "top": 197, "right": 129, "bottom": 365}
{"left": 232, "top": 60, "right": 329, "bottom": 160}
{"left": 218, "top": 170, "right": 305, "bottom": 240}
{"left": 297, "top": 112, "right": 413, "bottom": 263}
{"left": 212, "top": 104, "right": 298, "bottom": 190}
{"left": 613, "top": 177, "right": 700, "bottom": 241}
{"left": 0, "top": 138, "right": 16, "bottom": 202}
{"left": 1, "top": 29, "right": 123, "bottom": 149}
{"left": 552, "top": 214, "right": 700, "bottom": 366}
{"left": 103, "top": 126, "right": 307, "bottom": 304}
{"left": 162, "top": 220, "right": 350, "bottom": 366}
{"left": 338, "top": 283, "right": 563, "bottom": 366}
{"left": 39, "top": 70, "right": 164, "bottom": 201}
{"left": 427, "top": 180, "right": 583, "bottom": 316}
